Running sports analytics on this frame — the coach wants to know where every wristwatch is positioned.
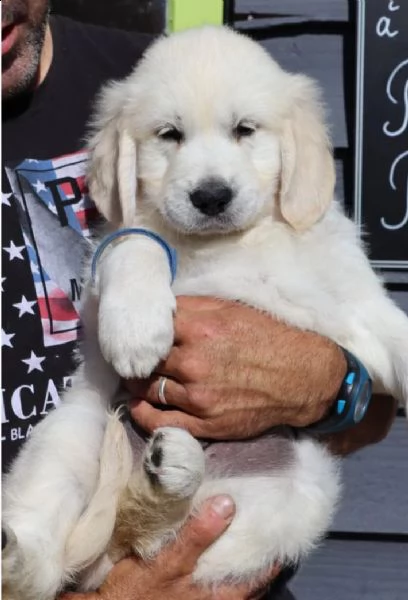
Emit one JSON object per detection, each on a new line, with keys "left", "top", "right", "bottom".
{"left": 306, "top": 348, "right": 372, "bottom": 435}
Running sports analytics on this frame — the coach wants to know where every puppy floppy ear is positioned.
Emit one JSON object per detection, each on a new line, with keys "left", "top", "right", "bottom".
{"left": 279, "top": 76, "right": 335, "bottom": 231}
{"left": 86, "top": 81, "right": 137, "bottom": 227}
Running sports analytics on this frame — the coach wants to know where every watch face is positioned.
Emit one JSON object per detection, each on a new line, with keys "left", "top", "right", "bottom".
{"left": 354, "top": 380, "right": 371, "bottom": 422}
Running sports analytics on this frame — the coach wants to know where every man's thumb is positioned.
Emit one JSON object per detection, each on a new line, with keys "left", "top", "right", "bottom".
{"left": 166, "top": 495, "right": 236, "bottom": 574}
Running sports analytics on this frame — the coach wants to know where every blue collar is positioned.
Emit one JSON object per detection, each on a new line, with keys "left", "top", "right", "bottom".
{"left": 91, "top": 228, "right": 177, "bottom": 284}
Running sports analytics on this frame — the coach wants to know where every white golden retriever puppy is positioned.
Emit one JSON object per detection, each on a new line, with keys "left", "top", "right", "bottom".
{"left": 3, "top": 26, "right": 408, "bottom": 600}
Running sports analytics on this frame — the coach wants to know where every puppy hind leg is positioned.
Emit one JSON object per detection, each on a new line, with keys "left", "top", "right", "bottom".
{"left": 109, "top": 427, "right": 205, "bottom": 562}
{"left": 191, "top": 437, "right": 341, "bottom": 585}
{"left": 65, "top": 410, "right": 133, "bottom": 575}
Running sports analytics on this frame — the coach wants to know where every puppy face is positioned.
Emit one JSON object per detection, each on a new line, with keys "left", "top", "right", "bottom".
{"left": 120, "top": 28, "right": 286, "bottom": 235}
{"left": 136, "top": 104, "right": 281, "bottom": 235}
{"left": 88, "top": 27, "right": 335, "bottom": 234}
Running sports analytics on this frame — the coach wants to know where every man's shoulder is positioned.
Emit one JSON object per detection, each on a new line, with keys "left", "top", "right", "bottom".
{"left": 51, "top": 14, "right": 157, "bottom": 79}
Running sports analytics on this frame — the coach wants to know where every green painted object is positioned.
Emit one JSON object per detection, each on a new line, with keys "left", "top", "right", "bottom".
{"left": 168, "top": 0, "right": 224, "bottom": 32}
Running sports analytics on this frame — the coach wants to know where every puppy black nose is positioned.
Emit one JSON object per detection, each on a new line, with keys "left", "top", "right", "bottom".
{"left": 189, "top": 180, "right": 233, "bottom": 216}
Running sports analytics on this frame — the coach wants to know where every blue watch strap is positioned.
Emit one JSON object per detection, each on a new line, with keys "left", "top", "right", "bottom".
{"left": 91, "top": 228, "right": 178, "bottom": 284}
{"left": 306, "top": 349, "right": 372, "bottom": 435}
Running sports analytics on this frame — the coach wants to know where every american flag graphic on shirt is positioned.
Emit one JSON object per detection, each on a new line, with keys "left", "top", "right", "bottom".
{"left": 5, "top": 151, "right": 97, "bottom": 347}
{"left": 2, "top": 150, "right": 100, "bottom": 467}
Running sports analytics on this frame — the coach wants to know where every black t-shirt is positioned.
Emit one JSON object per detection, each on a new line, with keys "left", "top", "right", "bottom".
{"left": 2, "top": 15, "right": 153, "bottom": 470}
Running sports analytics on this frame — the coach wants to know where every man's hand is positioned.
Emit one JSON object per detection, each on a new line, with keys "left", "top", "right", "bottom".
{"left": 127, "top": 296, "right": 347, "bottom": 439}
{"left": 60, "top": 495, "right": 278, "bottom": 600}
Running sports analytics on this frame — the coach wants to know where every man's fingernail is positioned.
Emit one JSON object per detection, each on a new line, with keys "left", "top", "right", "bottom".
{"left": 210, "top": 495, "right": 235, "bottom": 519}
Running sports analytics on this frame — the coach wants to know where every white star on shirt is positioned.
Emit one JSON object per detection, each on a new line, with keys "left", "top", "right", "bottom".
{"left": 22, "top": 351, "right": 45, "bottom": 373}
{"left": 2, "top": 193, "right": 12, "bottom": 206}
{"left": 27, "top": 159, "right": 39, "bottom": 163}
{"left": 2, "top": 329, "right": 15, "bottom": 348}
{"left": 3, "top": 241, "right": 25, "bottom": 261}
{"left": 33, "top": 180, "right": 47, "bottom": 194}
{"left": 12, "top": 295, "right": 37, "bottom": 317}
{"left": 1, "top": 276, "right": 6, "bottom": 291}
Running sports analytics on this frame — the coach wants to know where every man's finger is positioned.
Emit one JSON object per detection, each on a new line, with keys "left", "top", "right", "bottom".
{"left": 246, "top": 563, "right": 281, "bottom": 599}
{"left": 129, "top": 399, "right": 204, "bottom": 435}
{"left": 159, "top": 495, "right": 236, "bottom": 576}
{"left": 155, "top": 346, "right": 187, "bottom": 378}
{"left": 134, "top": 376, "right": 208, "bottom": 416}
{"left": 126, "top": 375, "right": 189, "bottom": 408}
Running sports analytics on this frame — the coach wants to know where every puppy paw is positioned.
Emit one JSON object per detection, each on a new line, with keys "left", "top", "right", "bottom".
{"left": 143, "top": 428, "right": 205, "bottom": 499}
{"left": 98, "top": 289, "right": 176, "bottom": 379}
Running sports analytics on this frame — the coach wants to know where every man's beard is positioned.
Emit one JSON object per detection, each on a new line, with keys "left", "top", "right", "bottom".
{"left": 2, "top": 1, "right": 50, "bottom": 101}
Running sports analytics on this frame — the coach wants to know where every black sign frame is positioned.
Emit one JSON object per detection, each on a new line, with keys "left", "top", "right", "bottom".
{"left": 354, "top": 0, "right": 408, "bottom": 270}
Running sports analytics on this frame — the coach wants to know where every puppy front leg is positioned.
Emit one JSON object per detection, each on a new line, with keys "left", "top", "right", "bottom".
{"left": 95, "top": 235, "right": 176, "bottom": 379}
{"left": 344, "top": 294, "right": 408, "bottom": 408}
{"left": 379, "top": 298, "right": 408, "bottom": 408}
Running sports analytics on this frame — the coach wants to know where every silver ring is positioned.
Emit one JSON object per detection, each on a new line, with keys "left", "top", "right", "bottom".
{"left": 158, "top": 376, "right": 168, "bottom": 405}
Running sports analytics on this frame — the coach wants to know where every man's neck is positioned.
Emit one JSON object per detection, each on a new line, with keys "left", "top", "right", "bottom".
{"left": 37, "top": 22, "right": 53, "bottom": 88}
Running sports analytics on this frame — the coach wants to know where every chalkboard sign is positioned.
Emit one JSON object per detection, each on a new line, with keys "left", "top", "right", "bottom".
{"left": 354, "top": 0, "right": 408, "bottom": 269}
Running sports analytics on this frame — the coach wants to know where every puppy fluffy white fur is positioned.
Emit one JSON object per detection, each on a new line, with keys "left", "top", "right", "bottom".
{"left": 3, "top": 26, "right": 408, "bottom": 600}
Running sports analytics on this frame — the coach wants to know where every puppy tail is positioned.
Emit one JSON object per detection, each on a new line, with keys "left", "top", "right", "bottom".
{"left": 64, "top": 410, "right": 133, "bottom": 572}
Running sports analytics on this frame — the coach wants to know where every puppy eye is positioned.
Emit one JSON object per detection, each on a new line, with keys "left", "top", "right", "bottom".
{"left": 156, "top": 126, "right": 184, "bottom": 143}
{"left": 233, "top": 122, "right": 257, "bottom": 140}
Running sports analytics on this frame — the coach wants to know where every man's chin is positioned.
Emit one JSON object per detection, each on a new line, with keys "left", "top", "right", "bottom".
{"left": 2, "top": 47, "right": 40, "bottom": 101}
{"left": 2, "top": 13, "right": 48, "bottom": 101}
